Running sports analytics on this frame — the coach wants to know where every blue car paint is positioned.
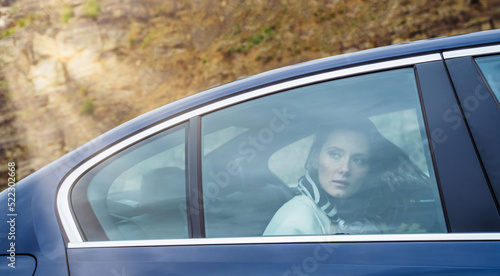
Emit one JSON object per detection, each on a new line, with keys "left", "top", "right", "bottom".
{"left": 0, "top": 255, "right": 36, "bottom": 275}
{"left": 0, "top": 29, "right": 500, "bottom": 275}
{"left": 65, "top": 242, "right": 500, "bottom": 275}
{"left": 0, "top": 162, "right": 77, "bottom": 275}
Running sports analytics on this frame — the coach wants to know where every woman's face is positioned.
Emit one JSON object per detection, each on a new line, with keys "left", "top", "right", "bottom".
{"left": 313, "top": 129, "right": 370, "bottom": 199}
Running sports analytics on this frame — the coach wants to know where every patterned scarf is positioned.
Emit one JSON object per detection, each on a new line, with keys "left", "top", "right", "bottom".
{"left": 298, "top": 171, "right": 347, "bottom": 230}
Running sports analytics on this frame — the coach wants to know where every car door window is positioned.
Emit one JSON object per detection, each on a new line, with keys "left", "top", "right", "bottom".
{"left": 473, "top": 54, "right": 500, "bottom": 202}
{"left": 475, "top": 55, "right": 500, "bottom": 104}
{"left": 71, "top": 124, "right": 188, "bottom": 241}
{"left": 201, "top": 68, "right": 447, "bottom": 238}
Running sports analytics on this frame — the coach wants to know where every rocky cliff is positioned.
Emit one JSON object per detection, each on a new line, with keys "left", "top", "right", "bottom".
{"left": 0, "top": 0, "right": 499, "bottom": 188}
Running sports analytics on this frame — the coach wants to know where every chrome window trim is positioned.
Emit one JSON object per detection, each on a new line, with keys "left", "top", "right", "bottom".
{"left": 443, "top": 44, "right": 500, "bottom": 59}
{"left": 57, "top": 53, "right": 441, "bottom": 244}
{"left": 68, "top": 233, "right": 500, "bottom": 249}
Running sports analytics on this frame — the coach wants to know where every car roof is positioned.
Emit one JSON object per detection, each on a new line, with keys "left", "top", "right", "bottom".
{"left": 75, "top": 29, "right": 500, "bottom": 160}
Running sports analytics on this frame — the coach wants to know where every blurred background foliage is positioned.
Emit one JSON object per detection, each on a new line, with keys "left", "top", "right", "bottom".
{"left": 0, "top": 0, "right": 499, "bottom": 188}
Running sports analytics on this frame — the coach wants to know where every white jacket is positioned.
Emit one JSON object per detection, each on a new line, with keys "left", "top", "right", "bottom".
{"left": 264, "top": 194, "right": 333, "bottom": 235}
{"left": 264, "top": 194, "right": 380, "bottom": 236}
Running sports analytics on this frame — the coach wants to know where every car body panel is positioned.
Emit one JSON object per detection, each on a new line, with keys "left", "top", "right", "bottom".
{"left": 65, "top": 241, "right": 500, "bottom": 275}
{"left": 0, "top": 167, "right": 69, "bottom": 275}
{"left": 0, "top": 255, "right": 36, "bottom": 275}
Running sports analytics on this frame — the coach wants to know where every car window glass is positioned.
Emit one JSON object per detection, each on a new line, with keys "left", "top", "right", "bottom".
{"left": 269, "top": 135, "right": 314, "bottom": 187}
{"left": 109, "top": 142, "right": 185, "bottom": 194}
{"left": 475, "top": 55, "right": 500, "bottom": 104}
{"left": 269, "top": 109, "right": 430, "bottom": 188}
{"left": 474, "top": 54, "right": 500, "bottom": 205}
{"left": 201, "top": 68, "right": 447, "bottom": 238}
{"left": 203, "top": 126, "right": 248, "bottom": 155}
{"left": 71, "top": 124, "right": 188, "bottom": 241}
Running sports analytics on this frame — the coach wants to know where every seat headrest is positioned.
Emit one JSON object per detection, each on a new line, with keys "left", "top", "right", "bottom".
{"left": 140, "top": 167, "right": 185, "bottom": 211}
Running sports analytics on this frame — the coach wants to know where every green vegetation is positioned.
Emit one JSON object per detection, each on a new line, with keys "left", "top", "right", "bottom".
{"left": 84, "top": 0, "right": 102, "bottom": 19}
{"left": 141, "top": 32, "right": 155, "bottom": 49}
{"left": 16, "top": 17, "right": 27, "bottom": 27}
{"left": 232, "top": 24, "right": 242, "bottom": 34}
{"left": 81, "top": 98, "right": 95, "bottom": 115}
{"left": 225, "top": 25, "right": 276, "bottom": 56}
{"left": 128, "top": 22, "right": 144, "bottom": 47}
{"left": 249, "top": 26, "right": 275, "bottom": 45}
{"left": 0, "top": 14, "right": 34, "bottom": 39}
{"left": 0, "top": 80, "right": 8, "bottom": 90}
{"left": 61, "top": 6, "right": 74, "bottom": 24}
{"left": 248, "top": 33, "right": 264, "bottom": 45}
{"left": 0, "top": 28, "right": 15, "bottom": 39}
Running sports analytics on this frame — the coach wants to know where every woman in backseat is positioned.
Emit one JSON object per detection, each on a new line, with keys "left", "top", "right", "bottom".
{"left": 264, "top": 117, "right": 433, "bottom": 235}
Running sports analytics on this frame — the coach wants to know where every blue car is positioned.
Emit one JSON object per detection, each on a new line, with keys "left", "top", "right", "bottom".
{"left": 2, "top": 29, "right": 500, "bottom": 275}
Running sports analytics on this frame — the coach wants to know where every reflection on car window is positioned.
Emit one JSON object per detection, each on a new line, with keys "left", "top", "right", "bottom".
{"left": 269, "top": 136, "right": 313, "bottom": 188}
{"left": 71, "top": 125, "right": 188, "bottom": 241}
{"left": 475, "top": 55, "right": 500, "bottom": 104}
{"left": 203, "top": 126, "right": 248, "bottom": 155}
{"left": 269, "top": 109, "right": 430, "bottom": 189}
{"left": 201, "top": 68, "right": 446, "bottom": 238}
